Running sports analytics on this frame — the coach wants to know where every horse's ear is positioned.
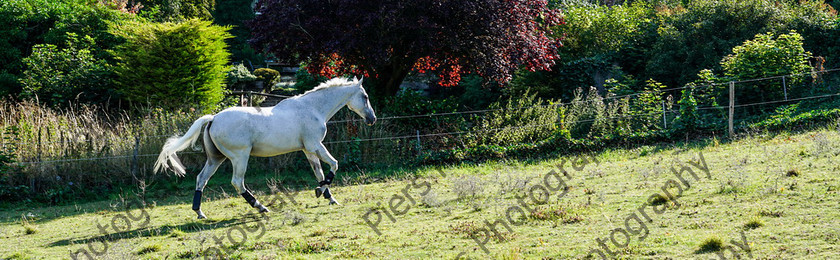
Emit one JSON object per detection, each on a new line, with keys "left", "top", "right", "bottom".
{"left": 359, "top": 76, "right": 364, "bottom": 84}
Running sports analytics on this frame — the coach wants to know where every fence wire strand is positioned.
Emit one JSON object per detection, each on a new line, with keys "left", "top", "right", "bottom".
{"left": 5, "top": 68, "right": 840, "bottom": 165}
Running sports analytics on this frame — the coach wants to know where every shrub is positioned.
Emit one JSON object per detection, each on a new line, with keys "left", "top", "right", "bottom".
{"left": 467, "top": 90, "right": 559, "bottom": 146}
{"left": 0, "top": 0, "right": 134, "bottom": 96}
{"left": 226, "top": 63, "right": 257, "bottom": 89}
{"left": 630, "top": 80, "right": 668, "bottom": 132}
{"left": 646, "top": 0, "right": 834, "bottom": 87}
{"left": 18, "top": 33, "right": 114, "bottom": 106}
{"left": 109, "top": 19, "right": 232, "bottom": 112}
{"left": 254, "top": 68, "right": 279, "bottom": 82}
{"left": 673, "top": 88, "right": 700, "bottom": 134}
{"left": 721, "top": 31, "right": 813, "bottom": 103}
{"left": 254, "top": 67, "right": 280, "bottom": 86}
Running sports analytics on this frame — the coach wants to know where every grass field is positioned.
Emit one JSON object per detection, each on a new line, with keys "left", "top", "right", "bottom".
{"left": 2, "top": 127, "right": 840, "bottom": 259}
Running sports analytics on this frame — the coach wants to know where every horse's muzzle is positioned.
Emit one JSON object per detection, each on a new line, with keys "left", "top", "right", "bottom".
{"left": 365, "top": 116, "right": 376, "bottom": 126}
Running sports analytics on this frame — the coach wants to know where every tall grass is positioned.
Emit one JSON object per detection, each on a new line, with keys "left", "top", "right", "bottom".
{"left": 0, "top": 100, "right": 203, "bottom": 203}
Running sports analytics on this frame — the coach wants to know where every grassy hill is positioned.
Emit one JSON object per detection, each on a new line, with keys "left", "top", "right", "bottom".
{"left": 2, "top": 127, "right": 839, "bottom": 259}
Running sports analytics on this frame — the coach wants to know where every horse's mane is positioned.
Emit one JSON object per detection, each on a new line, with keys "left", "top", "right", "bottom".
{"left": 272, "top": 77, "right": 360, "bottom": 106}
{"left": 302, "top": 77, "right": 360, "bottom": 95}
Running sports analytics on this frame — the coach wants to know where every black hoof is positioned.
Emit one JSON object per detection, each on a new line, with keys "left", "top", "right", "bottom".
{"left": 315, "top": 187, "right": 323, "bottom": 198}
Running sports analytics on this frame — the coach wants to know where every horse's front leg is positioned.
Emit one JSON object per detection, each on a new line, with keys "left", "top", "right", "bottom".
{"left": 304, "top": 143, "right": 339, "bottom": 205}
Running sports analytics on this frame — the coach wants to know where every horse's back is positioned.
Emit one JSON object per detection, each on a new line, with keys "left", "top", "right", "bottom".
{"left": 209, "top": 104, "right": 311, "bottom": 157}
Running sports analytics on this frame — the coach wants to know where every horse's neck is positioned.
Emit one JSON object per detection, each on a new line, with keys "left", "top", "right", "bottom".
{"left": 292, "top": 85, "right": 353, "bottom": 121}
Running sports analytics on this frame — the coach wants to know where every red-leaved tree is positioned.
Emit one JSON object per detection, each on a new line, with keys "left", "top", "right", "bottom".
{"left": 248, "top": 0, "right": 563, "bottom": 96}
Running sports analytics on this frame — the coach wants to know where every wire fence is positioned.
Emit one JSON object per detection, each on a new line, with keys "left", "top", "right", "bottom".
{"left": 3, "top": 68, "right": 839, "bottom": 168}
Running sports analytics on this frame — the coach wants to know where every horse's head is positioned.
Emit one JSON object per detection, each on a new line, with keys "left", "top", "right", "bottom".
{"left": 347, "top": 77, "right": 377, "bottom": 125}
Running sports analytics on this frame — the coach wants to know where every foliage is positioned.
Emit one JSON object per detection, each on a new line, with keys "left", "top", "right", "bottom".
{"left": 629, "top": 79, "right": 668, "bottom": 132}
{"left": 0, "top": 0, "right": 134, "bottom": 96}
{"left": 467, "top": 91, "right": 559, "bottom": 146}
{"left": 748, "top": 98, "right": 840, "bottom": 131}
{"left": 135, "top": 0, "right": 215, "bottom": 22}
{"left": 294, "top": 67, "right": 327, "bottom": 93}
{"left": 557, "top": 1, "right": 654, "bottom": 60}
{"left": 227, "top": 63, "right": 257, "bottom": 86}
{"left": 254, "top": 68, "right": 280, "bottom": 86}
{"left": 644, "top": 0, "right": 835, "bottom": 87}
{"left": 213, "top": 0, "right": 263, "bottom": 65}
{"left": 109, "top": 19, "right": 232, "bottom": 111}
{"left": 249, "top": 0, "right": 564, "bottom": 96}
{"left": 0, "top": 126, "right": 27, "bottom": 203}
{"left": 721, "top": 31, "right": 812, "bottom": 80}
{"left": 507, "top": 56, "right": 614, "bottom": 101}
{"left": 672, "top": 88, "right": 700, "bottom": 133}
{"left": 456, "top": 75, "right": 501, "bottom": 110}
{"left": 18, "top": 34, "right": 114, "bottom": 106}
{"left": 721, "top": 31, "right": 812, "bottom": 102}
{"left": 380, "top": 91, "right": 466, "bottom": 150}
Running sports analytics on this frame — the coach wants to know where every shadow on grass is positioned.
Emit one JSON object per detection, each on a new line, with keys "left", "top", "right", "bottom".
{"left": 47, "top": 212, "right": 268, "bottom": 248}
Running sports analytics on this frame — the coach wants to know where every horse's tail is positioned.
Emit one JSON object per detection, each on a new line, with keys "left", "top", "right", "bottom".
{"left": 154, "top": 115, "right": 214, "bottom": 177}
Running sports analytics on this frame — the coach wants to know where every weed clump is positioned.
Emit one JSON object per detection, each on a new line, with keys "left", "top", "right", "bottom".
{"left": 288, "top": 240, "right": 332, "bottom": 254}
{"left": 786, "top": 168, "right": 801, "bottom": 177}
{"left": 759, "top": 209, "right": 784, "bottom": 217}
{"left": 649, "top": 193, "right": 669, "bottom": 205}
{"left": 136, "top": 244, "right": 162, "bottom": 255}
{"left": 420, "top": 190, "right": 443, "bottom": 207}
{"left": 20, "top": 216, "right": 36, "bottom": 235}
{"left": 697, "top": 235, "right": 724, "bottom": 253}
{"left": 452, "top": 176, "right": 484, "bottom": 199}
{"left": 449, "top": 221, "right": 514, "bottom": 242}
{"left": 744, "top": 216, "right": 764, "bottom": 229}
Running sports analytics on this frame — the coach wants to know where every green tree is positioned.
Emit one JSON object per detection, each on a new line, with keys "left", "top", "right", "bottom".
{"left": 136, "top": 0, "right": 215, "bottom": 22}
{"left": 110, "top": 19, "right": 232, "bottom": 111}
{"left": 644, "top": 0, "right": 834, "bottom": 87}
{"left": 214, "top": 0, "right": 263, "bottom": 65}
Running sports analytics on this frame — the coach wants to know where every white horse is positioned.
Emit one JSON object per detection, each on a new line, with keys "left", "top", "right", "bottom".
{"left": 154, "top": 77, "right": 376, "bottom": 219}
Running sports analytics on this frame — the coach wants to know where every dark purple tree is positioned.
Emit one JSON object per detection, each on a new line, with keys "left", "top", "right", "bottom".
{"left": 248, "top": 0, "right": 563, "bottom": 96}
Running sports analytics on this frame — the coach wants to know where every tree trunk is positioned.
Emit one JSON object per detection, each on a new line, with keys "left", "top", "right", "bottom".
{"left": 373, "top": 63, "right": 412, "bottom": 96}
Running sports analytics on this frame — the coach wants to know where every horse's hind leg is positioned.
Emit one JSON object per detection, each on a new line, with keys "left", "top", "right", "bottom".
{"left": 194, "top": 156, "right": 225, "bottom": 219}
{"left": 230, "top": 152, "right": 269, "bottom": 213}
{"left": 193, "top": 125, "right": 226, "bottom": 219}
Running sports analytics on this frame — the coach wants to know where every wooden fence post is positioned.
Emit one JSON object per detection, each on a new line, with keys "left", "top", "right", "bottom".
{"left": 729, "top": 81, "right": 735, "bottom": 137}
{"left": 662, "top": 100, "right": 667, "bottom": 129}
{"left": 415, "top": 130, "right": 421, "bottom": 155}
{"left": 132, "top": 135, "right": 140, "bottom": 184}
{"left": 782, "top": 76, "right": 788, "bottom": 100}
